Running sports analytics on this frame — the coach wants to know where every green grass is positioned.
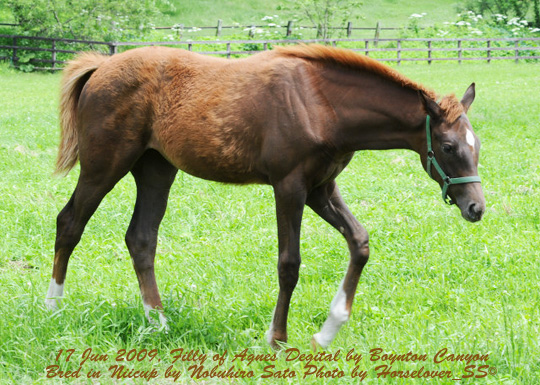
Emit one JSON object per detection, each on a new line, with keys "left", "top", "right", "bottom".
{"left": 158, "top": 0, "right": 462, "bottom": 32}
{"left": 1, "top": 59, "right": 539, "bottom": 384}
{"left": 0, "top": 0, "right": 462, "bottom": 30}
{"left": 141, "top": 0, "right": 467, "bottom": 41}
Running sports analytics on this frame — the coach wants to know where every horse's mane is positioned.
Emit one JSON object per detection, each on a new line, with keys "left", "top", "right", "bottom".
{"left": 275, "top": 44, "right": 464, "bottom": 122}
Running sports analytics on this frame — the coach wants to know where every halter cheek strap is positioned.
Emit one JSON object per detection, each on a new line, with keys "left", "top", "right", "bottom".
{"left": 426, "top": 115, "right": 482, "bottom": 205}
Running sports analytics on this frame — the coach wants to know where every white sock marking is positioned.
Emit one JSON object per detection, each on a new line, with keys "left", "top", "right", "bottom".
{"left": 45, "top": 278, "right": 64, "bottom": 310}
{"left": 266, "top": 309, "right": 276, "bottom": 345}
{"left": 159, "top": 312, "right": 168, "bottom": 330}
{"left": 313, "top": 281, "right": 350, "bottom": 348}
{"left": 143, "top": 301, "right": 168, "bottom": 330}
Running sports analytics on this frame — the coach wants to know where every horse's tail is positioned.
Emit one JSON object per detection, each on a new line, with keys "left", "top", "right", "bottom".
{"left": 55, "top": 52, "right": 109, "bottom": 176}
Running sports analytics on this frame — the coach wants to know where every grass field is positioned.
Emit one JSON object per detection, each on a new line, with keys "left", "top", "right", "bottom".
{"left": 0, "top": 1, "right": 463, "bottom": 37}
{"left": 160, "top": 0, "right": 462, "bottom": 28}
{"left": 1, "top": 58, "right": 539, "bottom": 384}
{"left": 156, "top": 0, "right": 464, "bottom": 40}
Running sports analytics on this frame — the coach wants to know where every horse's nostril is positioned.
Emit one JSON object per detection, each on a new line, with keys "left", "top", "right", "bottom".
{"left": 467, "top": 202, "right": 483, "bottom": 221}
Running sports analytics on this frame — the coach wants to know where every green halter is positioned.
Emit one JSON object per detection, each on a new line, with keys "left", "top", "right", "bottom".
{"left": 425, "top": 115, "right": 482, "bottom": 205}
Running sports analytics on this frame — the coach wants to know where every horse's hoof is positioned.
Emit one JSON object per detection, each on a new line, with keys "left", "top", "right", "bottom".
{"left": 150, "top": 324, "right": 169, "bottom": 334}
{"left": 146, "top": 311, "right": 169, "bottom": 333}
{"left": 311, "top": 336, "right": 320, "bottom": 352}
{"left": 44, "top": 298, "right": 60, "bottom": 311}
{"left": 266, "top": 328, "right": 288, "bottom": 350}
{"left": 268, "top": 339, "right": 287, "bottom": 350}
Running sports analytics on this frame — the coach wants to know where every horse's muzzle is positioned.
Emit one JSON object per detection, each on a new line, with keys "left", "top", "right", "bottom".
{"left": 463, "top": 201, "right": 485, "bottom": 222}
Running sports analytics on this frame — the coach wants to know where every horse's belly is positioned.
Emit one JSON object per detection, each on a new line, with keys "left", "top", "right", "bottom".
{"left": 153, "top": 128, "right": 268, "bottom": 184}
{"left": 175, "top": 156, "right": 268, "bottom": 184}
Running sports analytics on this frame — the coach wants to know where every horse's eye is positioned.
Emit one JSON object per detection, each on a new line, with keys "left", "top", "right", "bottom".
{"left": 442, "top": 144, "right": 454, "bottom": 154}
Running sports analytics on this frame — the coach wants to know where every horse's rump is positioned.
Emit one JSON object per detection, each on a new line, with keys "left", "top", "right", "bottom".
{"left": 56, "top": 52, "right": 109, "bottom": 175}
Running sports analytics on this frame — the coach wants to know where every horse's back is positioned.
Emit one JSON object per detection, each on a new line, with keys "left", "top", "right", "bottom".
{"left": 78, "top": 46, "right": 317, "bottom": 184}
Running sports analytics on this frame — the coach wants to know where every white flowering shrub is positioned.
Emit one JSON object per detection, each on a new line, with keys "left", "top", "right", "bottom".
{"left": 403, "top": 10, "right": 540, "bottom": 39}
{"left": 6, "top": 0, "right": 173, "bottom": 41}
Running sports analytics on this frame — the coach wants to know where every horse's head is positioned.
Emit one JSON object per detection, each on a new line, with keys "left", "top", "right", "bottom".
{"left": 419, "top": 83, "right": 485, "bottom": 222}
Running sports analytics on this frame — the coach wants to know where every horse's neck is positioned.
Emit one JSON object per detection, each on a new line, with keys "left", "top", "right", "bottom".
{"left": 316, "top": 66, "right": 425, "bottom": 153}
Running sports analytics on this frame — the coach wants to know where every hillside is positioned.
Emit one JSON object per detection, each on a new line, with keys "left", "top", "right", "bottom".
{"left": 157, "top": 0, "right": 463, "bottom": 29}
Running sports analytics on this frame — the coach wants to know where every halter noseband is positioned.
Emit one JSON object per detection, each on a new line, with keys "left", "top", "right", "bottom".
{"left": 425, "top": 115, "right": 481, "bottom": 205}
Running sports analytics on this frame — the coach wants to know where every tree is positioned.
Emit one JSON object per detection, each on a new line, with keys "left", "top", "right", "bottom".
{"left": 534, "top": 0, "right": 540, "bottom": 27}
{"left": 6, "top": 0, "right": 171, "bottom": 40}
{"left": 279, "top": 0, "right": 362, "bottom": 39}
{"left": 466, "top": 0, "right": 540, "bottom": 27}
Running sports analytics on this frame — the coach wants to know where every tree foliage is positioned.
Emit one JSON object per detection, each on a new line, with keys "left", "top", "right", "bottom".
{"left": 6, "top": 0, "right": 172, "bottom": 41}
{"left": 465, "top": 0, "right": 540, "bottom": 26}
{"left": 279, "top": 0, "right": 362, "bottom": 39}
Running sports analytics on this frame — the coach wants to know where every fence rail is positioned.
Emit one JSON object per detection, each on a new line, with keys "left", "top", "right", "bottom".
{"left": 0, "top": 20, "right": 405, "bottom": 39}
{"left": 154, "top": 20, "right": 410, "bottom": 39}
{"left": 1, "top": 34, "right": 539, "bottom": 71}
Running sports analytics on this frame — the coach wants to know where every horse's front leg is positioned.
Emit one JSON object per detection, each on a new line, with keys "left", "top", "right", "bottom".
{"left": 266, "top": 175, "right": 307, "bottom": 348}
{"left": 306, "top": 181, "right": 370, "bottom": 348}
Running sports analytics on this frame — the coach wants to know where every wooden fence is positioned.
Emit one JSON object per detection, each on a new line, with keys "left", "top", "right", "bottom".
{"left": 1, "top": 20, "right": 412, "bottom": 39}
{"left": 1, "top": 34, "right": 539, "bottom": 71}
{"left": 154, "top": 20, "right": 406, "bottom": 39}
{"left": 0, "top": 35, "right": 113, "bottom": 70}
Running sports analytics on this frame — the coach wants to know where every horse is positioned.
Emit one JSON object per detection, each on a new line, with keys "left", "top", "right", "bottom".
{"left": 45, "top": 44, "right": 485, "bottom": 349}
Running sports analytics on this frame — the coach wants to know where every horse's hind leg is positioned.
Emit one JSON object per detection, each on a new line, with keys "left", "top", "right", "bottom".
{"left": 46, "top": 135, "right": 145, "bottom": 310}
{"left": 306, "top": 181, "right": 370, "bottom": 349}
{"left": 46, "top": 168, "right": 136, "bottom": 309}
{"left": 125, "top": 150, "right": 177, "bottom": 328}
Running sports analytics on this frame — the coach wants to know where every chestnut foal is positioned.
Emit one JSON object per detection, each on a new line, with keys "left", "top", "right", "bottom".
{"left": 47, "top": 45, "right": 485, "bottom": 348}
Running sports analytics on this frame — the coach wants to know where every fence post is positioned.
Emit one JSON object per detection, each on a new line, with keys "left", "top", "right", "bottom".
{"left": 217, "top": 19, "right": 222, "bottom": 37}
{"left": 12, "top": 36, "right": 17, "bottom": 66}
{"left": 286, "top": 21, "right": 293, "bottom": 37}
{"left": 226, "top": 42, "right": 231, "bottom": 58}
{"left": 347, "top": 21, "right": 353, "bottom": 38}
{"left": 109, "top": 43, "right": 117, "bottom": 56}
{"left": 51, "top": 39, "right": 56, "bottom": 69}
{"left": 397, "top": 39, "right": 401, "bottom": 65}
{"left": 458, "top": 40, "right": 462, "bottom": 64}
{"left": 365, "top": 40, "right": 369, "bottom": 56}
{"left": 487, "top": 40, "right": 491, "bottom": 64}
{"left": 188, "top": 43, "right": 192, "bottom": 51}
{"left": 177, "top": 24, "right": 184, "bottom": 39}
{"left": 374, "top": 21, "right": 380, "bottom": 47}
{"left": 428, "top": 40, "right": 432, "bottom": 65}
{"left": 514, "top": 40, "right": 519, "bottom": 63}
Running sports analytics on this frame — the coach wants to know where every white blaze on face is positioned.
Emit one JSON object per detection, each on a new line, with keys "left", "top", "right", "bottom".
{"left": 45, "top": 278, "right": 64, "bottom": 310}
{"left": 466, "top": 129, "right": 476, "bottom": 151}
{"left": 313, "top": 281, "right": 350, "bottom": 348}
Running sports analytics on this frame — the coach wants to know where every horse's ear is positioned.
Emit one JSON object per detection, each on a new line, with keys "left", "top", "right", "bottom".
{"left": 461, "top": 83, "right": 475, "bottom": 113}
{"left": 418, "top": 90, "right": 442, "bottom": 119}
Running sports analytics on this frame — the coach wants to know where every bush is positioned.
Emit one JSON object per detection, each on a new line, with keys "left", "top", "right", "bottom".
{"left": 6, "top": 0, "right": 173, "bottom": 41}
{"left": 402, "top": 10, "right": 540, "bottom": 39}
